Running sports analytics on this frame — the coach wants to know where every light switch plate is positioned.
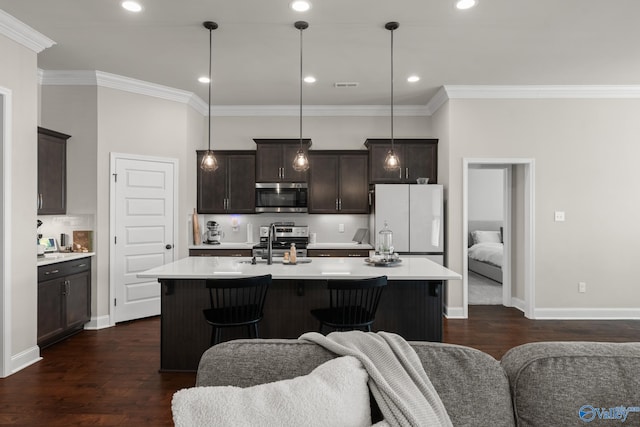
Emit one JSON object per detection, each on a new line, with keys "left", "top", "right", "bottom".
{"left": 554, "top": 211, "right": 565, "bottom": 222}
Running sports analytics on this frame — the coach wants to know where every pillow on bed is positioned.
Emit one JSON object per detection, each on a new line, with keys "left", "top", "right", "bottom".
{"left": 471, "top": 230, "right": 502, "bottom": 245}
{"left": 172, "top": 355, "right": 371, "bottom": 427}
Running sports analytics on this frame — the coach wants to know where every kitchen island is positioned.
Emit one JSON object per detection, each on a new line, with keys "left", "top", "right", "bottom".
{"left": 138, "top": 256, "right": 461, "bottom": 371}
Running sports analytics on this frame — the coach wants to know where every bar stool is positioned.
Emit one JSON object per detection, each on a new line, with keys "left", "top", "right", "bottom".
{"left": 311, "top": 276, "right": 387, "bottom": 334}
{"left": 203, "top": 274, "right": 271, "bottom": 346}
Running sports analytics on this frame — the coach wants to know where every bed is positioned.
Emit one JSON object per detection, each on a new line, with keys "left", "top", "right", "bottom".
{"left": 468, "top": 221, "right": 503, "bottom": 284}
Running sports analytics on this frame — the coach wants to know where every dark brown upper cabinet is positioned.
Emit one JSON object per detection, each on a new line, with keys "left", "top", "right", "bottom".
{"left": 309, "top": 151, "right": 369, "bottom": 214}
{"left": 254, "top": 139, "right": 311, "bottom": 183}
{"left": 38, "top": 127, "right": 71, "bottom": 215}
{"left": 364, "top": 138, "right": 438, "bottom": 184}
{"left": 197, "top": 151, "right": 256, "bottom": 214}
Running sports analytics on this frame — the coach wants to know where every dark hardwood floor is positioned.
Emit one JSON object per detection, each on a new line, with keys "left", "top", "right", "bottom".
{"left": 1, "top": 306, "right": 638, "bottom": 425}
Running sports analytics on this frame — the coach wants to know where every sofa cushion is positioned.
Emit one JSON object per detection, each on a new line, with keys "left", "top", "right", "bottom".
{"left": 196, "top": 339, "right": 515, "bottom": 427}
{"left": 177, "top": 355, "right": 371, "bottom": 427}
{"left": 501, "top": 342, "right": 640, "bottom": 427}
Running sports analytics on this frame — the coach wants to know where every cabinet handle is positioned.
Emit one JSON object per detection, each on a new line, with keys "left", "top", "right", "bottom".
{"left": 38, "top": 193, "right": 43, "bottom": 210}
{"left": 368, "top": 191, "right": 373, "bottom": 206}
{"left": 280, "top": 167, "right": 285, "bottom": 179}
{"left": 45, "top": 269, "right": 60, "bottom": 275}
{"left": 399, "top": 167, "right": 402, "bottom": 179}
{"left": 76, "top": 263, "right": 87, "bottom": 268}
{"left": 405, "top": 168, "right": 409, "bottom": 179}
{"left": 66, "top": 280, "right": 70, "bottom": 296}
{"left": 335, "top": 198, "right": 338, "bottom": 210}
{"left": 338, "top": 199, "right": 342, "bottom": 210}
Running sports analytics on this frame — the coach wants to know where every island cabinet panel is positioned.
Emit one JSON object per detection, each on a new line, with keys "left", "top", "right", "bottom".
{"left": 37, "top": 257, "right": 91, "bottom": 348}
{"left": 365, "top": 139, "right": 438, "bottom": 184}
{"left": 189, "top": 249, "right": 252, "bottom": 257}
{"left": 37, "top": 127, "right": 71, "bottom": 215}
{"left": 254, "top": 139, "right": 310, "bottom": 183}
{"left": 308, "top": 151, "right": 368, "bottom": 214}
{"left": 307, "top": 249, "right": 370, "bottom": 257}
{"left": 159, "top": 278, "right": 444, "bottom": 372}
{"left": 197, "top": 151, "right": 255, "bottom": 214}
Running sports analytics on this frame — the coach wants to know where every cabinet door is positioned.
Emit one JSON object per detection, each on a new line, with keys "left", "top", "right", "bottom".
{"left": 227, "top": 154, "right": 256, "bottom": 213}
{"left": 65, "top": 271, "right": 91, "bottom": 330}
{"left": 37, "top": 279, "right": 65, "bottom": 345}
{"left": 255, "top": 144, "right": 282, "bottom": 182}
{"left": 338, "top": 153, "right": 369, "bottom": 213}
{"left": 403, "top": 143, "right": 437, "bottom": 184}
{"left": 309, "top": 154, "right": 339, "bottom": 213}
{"left": 281, "top": 144, "right": 309, "bottom": 182}
{"left": 197, "top": 151, "right": 228, "bottom": 213}
{"left": 368, "top": 143, "right": 404, "bottom": 183}
{"left": 37, "top": 129, "right": 68, "bottom": 215}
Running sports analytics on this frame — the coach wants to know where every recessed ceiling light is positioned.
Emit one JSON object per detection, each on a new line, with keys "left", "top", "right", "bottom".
{"left": 407, "top": 75, "right": 420, "bottom": 83}
{"left": 290, "top": 1, "right": 311, "bottom": 12}
{"left": 456, "top": 0, "right": 477, "bottom": 10}
{"left": 304, "top": 76, "right": 316, "bottom": 83}
{"left": 121, "top": 1, "right": 143, "bottom": 12}
{"left": 198, "top": 76, "right": 210, "bottom": 84}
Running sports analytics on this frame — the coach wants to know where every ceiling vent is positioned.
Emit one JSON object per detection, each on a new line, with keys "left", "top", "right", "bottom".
{"left": 334, "top": 82, "right": 359, "bottom": 88}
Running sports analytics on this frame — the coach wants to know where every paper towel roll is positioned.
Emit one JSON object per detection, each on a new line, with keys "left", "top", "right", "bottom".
{"left": 247, "top": 223, "right": 254, "bottom": 243}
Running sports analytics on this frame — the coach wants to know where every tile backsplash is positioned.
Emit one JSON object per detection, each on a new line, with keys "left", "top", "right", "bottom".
{"left": 37, "top": 214, "right": 95, "bottom": 250}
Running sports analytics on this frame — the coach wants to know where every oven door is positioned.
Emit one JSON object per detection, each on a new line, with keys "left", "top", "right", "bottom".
{"left": 255, "top": 183, "right": 307, "bottom": 213}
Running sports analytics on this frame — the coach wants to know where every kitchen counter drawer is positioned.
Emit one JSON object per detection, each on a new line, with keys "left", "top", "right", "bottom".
{"left": 307, "top": 249, "right": 370, "bottom": 257}
{"left": 38, "top": 257, "right": 91, "bottom": 281}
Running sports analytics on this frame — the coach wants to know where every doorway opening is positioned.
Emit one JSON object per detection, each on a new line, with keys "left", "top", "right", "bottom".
{"left": 462, "top": 158, "right": 535, "bottom": 319}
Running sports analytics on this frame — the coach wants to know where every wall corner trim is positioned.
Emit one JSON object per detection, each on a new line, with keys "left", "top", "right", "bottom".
{"left": 10, "top": 346, "right": 41, "bottom": 375}
{"left": 84, "top": 315, "right": 113, "bottom": 330}
{"left": 0, "top": 9, "right": 55, "bottom": 53}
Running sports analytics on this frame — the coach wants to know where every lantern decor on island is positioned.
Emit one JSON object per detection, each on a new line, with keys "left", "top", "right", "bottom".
{"left": 292, "top": 21, "right": 310, "bottom": 172}
{"left": 378, "top": 220, "right": 394, "bottom": 260}
{"left": 200, "top": 21, "right": 219, "bottom": 172}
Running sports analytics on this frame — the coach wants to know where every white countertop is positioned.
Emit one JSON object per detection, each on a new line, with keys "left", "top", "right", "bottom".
{"left": 37, "top": 252, "right": 95, "bottom": 267}
{"left": 189, "top": 243, "right": 255, "bottom": 250}
{"left": 306, "top": 243, "right": 374, "bottom": 250}
{"left": 137, "top": 256, "right": 461, "bottom": 281}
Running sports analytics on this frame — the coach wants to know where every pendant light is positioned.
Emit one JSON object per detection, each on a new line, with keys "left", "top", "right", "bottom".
{"left": 292, "top": 21, "right": 310, "bottom": 172}
{"left": 200, "top": 21, "right": 219, "bottom": 172}
{"left": 383, "top": 21, "right": 401, "bottom": 172}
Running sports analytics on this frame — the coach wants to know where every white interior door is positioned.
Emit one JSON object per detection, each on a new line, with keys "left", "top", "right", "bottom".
{"left": 112, "top": 155, "right": 176, "bottom": 323}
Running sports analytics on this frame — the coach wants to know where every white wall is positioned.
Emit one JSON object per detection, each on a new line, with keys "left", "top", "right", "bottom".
{"left": 0, "top": 33, "right": 39, "bottom": 367}
{"left": 468, "top": 168, "right": 504, "bottom": 221}
{"left": 445, "top": 98, "right": 640, "bottom": 314}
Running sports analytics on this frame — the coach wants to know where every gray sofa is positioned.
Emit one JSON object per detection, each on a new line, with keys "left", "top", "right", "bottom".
{"left": 196, "top": 340, "right": 640, "bottom": 427}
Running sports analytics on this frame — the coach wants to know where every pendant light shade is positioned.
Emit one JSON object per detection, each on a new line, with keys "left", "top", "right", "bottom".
{"left": 383, "top": 21, "right": 401, "bottom": 172}
{"left": 292, "top": 20, "right": 310, "bottom": 172}
{"left": 200, "top": 21, "right": 219, "bottom": 172}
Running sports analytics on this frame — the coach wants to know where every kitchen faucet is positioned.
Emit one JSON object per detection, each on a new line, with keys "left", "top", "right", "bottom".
{"left": 267, "top": 223, "right": 276, "bottom": 265}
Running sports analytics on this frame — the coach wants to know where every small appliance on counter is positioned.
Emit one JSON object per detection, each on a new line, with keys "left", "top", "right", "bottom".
{"left": 204, "top": 221, "right": 224, "bottom": 245}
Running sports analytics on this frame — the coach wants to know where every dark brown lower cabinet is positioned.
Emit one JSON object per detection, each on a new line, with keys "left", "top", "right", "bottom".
{"left": 38, "top": 257, "right": 91, "bottom": 348}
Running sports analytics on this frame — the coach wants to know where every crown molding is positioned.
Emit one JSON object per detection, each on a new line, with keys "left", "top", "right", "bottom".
{"left": 0, "top": 9, "right": 55, "bottom": 53}
{"left": 425, "top": 87, "right": 449, "bottom": 115}
{"left": 443, "top": 85, "right": 640, "bottom": 99}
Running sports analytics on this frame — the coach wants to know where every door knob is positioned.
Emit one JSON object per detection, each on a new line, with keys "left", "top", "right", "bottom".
{"left": 165, "top": 244, "right": 173, "bottom": 249}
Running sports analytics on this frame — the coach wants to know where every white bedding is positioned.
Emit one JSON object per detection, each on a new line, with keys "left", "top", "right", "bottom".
{"left": 468, "top": 242, "right": 503, "bottom": 268}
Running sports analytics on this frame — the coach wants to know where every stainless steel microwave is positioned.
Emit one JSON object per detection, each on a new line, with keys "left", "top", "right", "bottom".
{"left": 255, "top": 183, "right": 308, "bottom": 213}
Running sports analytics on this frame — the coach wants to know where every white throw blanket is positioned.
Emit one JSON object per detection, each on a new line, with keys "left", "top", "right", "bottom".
{"left": 300, "top": 331, "right": 453, "bottom": 427}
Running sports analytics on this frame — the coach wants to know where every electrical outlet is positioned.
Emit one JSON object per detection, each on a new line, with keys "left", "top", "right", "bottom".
{"left": 338, "top": 223, "right": 345, "bottom": 233}
{"left": 554, "top": 211, "right": 565, "bottom": 222}
{"left": 578, "top": 282, "right": 587, "bottom": 293}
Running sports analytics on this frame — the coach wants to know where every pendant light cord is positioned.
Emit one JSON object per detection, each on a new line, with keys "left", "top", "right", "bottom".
{"left": 208, "top": 26, "right": 212, "bottom": 152}
{"left": 390, "top": 25, "right": 394, "bottom": 151}
{"left": 299, "top": 25, "right": 303, "bottom": 148}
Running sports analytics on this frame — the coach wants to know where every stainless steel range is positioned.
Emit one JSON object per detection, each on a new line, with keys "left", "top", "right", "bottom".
{"left": 252, "top": 223, "right": 308, "bottom": 259}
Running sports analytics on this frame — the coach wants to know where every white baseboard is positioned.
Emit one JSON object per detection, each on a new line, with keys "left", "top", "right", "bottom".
{"left": 84, "top": 315, "right": 113, "bottom": 330}
{"left": 511, "top": 298, "right": 526, "bottom": 313}
{"left": 11, "top": 346, "right": 41, "bottom": 374}
{"left": 444, "top": 305, "right": 466, "bottom": 319}
{"left": 534, "top": 307, "right": 640, "bottom": 320}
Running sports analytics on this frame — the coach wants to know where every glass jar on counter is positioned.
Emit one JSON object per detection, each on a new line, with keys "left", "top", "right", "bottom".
{"left": 378, "top": 220, "right": 394, "bottom": 260}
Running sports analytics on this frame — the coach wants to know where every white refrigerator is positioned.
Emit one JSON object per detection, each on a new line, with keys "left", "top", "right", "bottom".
{"left": 369, "top": 184, "right": 444, "bottom": 265}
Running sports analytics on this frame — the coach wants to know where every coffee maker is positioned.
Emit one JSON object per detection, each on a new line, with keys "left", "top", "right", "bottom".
{"left": 204, "top": 221, "right": 223, "bottom": 245}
